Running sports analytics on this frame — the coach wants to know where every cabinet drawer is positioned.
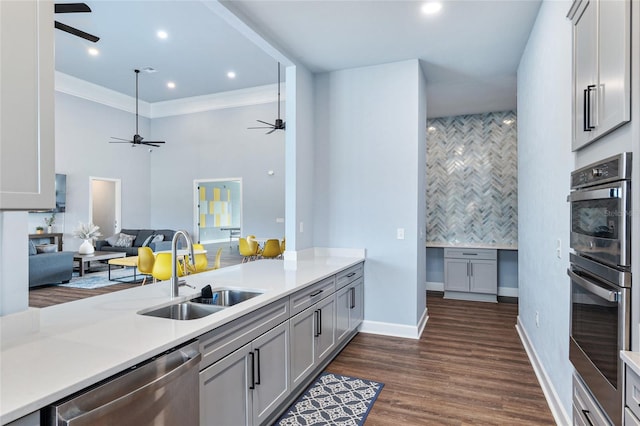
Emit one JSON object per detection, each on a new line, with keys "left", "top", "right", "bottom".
{"left": 626, "top": 407, "right": 640, "bottom": 426}
{"left": 444, "top": 248, "right": 497, "bottom": 260}
{"left": 573, "top": 374, "right": 612, "bottom": 426}
{"left": 290, "top": 276, "right": 335, "bottom": 316}
{"left": 626, "top": 366, "right": 640, "bottom": 421}
{"left": 199, "top": 298, "right": 289, "bottom": 369}
{"left": 336, "top": 263, "right": 363, "bottom": 290}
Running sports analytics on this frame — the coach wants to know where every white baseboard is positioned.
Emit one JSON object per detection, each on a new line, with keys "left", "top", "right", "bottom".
{"left": 426, "top": 282, "right": 518, "bottom": 298}
{"left": 359, "top": 307, "right": 429, "bottom": 340}
{"left": 516, "top": 317, "right": 571, "bottom": 425}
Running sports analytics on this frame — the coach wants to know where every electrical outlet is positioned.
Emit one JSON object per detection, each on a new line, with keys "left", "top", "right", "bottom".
{"left": 556, "top": 239, "right": 562, "bottom": 259}
{"left": 397, "top": 228, "right": 405, "bottom": 240}
{"left": 535, "top": 311, "right": 540, "bottom": 328}
{"left": 299, "top": 222, "right": 304, "bottom": 233}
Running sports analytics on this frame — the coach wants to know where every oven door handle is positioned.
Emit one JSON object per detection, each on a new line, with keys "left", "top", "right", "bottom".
{"left": 569, "top": 187, "right": 622, "bottom": 202}
{"left": 568, "top": 269, "right": 618, "bottom": 302}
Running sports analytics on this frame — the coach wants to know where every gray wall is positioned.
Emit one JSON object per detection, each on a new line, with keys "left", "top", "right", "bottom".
{"left": 313, "top": 59, "right": 427, "bottom": 329}
{"left": 54, "top": 92, "right": 285, "bottom": 247}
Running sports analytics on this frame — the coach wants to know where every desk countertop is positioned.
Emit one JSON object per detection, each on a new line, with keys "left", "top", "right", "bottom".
{"left": 426, "top": 241, "right": 518, "bottom": 250}
{"left": 0, "top": 248, "right": 364, "bottom": 424}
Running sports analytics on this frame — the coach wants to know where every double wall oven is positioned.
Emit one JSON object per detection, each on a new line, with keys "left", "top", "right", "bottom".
{"left": 568, "top": 152, "right": 632, "bottom": 425}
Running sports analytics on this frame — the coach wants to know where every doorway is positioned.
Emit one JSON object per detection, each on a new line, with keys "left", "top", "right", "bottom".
{"left": 194, "top": 178, "right": 242, "bottom": 244}
{"left": 90, "top": 177, "right": 121, "bottom": 239}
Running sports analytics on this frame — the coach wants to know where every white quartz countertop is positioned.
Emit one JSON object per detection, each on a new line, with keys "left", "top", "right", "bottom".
{"left": 621, "top": 351, "right": 640, "bottom": 376}
{"left": 0, "top": 250, "right": 364, "bottom": 424}
{"left": 426, "top": 241, "right": 518, "bottom": 250}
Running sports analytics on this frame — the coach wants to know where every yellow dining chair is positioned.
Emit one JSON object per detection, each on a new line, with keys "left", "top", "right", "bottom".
{"left": 239, "top": 238, "right": 257, "bottom": 263}
{"left": 247, "top": 235, "right": 262, "bottom": 256}
{"left": 185, "top": 244, "right": 215, "bottom": 274}
{"left": 213, "top": 247, "right": 223, "bottom": 270}
{"left": 152, "top": 252, "right": 184, "bottom": 281}
{"left": 280, "top": 237, "right": 286, "bottom": 257}
{"left": 137, "top": 247, "right": 156, "bottom": 285}
{"left": 261, "top": 239, "right": 282, "bottom": 259}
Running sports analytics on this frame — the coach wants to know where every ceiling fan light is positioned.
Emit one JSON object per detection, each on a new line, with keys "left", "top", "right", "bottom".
{"left": 421, "top": 2, "right": 442, "bottom": 15}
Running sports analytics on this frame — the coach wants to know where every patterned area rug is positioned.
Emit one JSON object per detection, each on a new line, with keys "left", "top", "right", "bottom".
{"left": 275, "top": 372, "right": 384, "bottom": 426}
{"left": 59, "top": 267, "right": 142, "bottom": 289}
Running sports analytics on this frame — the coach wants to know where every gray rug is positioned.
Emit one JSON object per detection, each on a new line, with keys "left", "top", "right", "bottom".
{"left": 60, "top": 267, "right": 142, "bottom": 289}
{"left": 275, "top": 372, "right": 384, "bottom": 426}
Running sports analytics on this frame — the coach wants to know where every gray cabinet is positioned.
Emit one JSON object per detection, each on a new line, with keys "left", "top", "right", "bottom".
{"left": 568, "top": 0, "right": 631, "bottom": 151}
{"left": 199, "top": 321, "right": 289, "bottom": 426}
{"left": 572, "top": 374, "right": 611, "bottom": 425}
{"left": 625, "top": 365, "right": 640, "bottom": 425}
{"left": 0, "top": 0, "right": 55, "bottom": 210}
{"left": 444, "top": 248, "right": 497, "bottom": 302}
{"left": 290, "top": 295, "right": 336, "bottom": 389}
{"left": 336, "top": 277, "right": 364, "bottom": 344}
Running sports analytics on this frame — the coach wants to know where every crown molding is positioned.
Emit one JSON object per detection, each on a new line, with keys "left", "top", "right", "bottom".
{"left": 55, "top": 72, "right": 284, "bottom": 119}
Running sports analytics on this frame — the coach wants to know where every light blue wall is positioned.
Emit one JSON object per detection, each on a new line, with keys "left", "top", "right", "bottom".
{"left": 517, "top": 0, "right": 573, "bottom": 416}
{"left": 148, "top": 102, "right": 285, "bottom": 238}
{"left": 313, "top": 59, "right": 426, "bottom": 327}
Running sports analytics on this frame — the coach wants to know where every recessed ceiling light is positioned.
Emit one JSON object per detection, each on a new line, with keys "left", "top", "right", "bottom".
{"left": 227, "top": 71, "right": 236, "bottom": 79}
{"left": 167, "top": 82, "right": 176, "bottom": 89}
{"left": 87, "top": 47, "right": 99, "bottom": 56}
{"left": 421, "top": 2, "right": 442, "bottom": 14}
{"left": 157, "top": 30, "right": 168, "bottom": 39}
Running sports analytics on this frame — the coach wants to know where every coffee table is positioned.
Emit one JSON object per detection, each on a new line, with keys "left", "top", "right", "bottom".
{"left": 108, "top": 256, "right": 141, "bottom": 283}
{"left": 73, "top": 251, "right": 126, "bottom": 276}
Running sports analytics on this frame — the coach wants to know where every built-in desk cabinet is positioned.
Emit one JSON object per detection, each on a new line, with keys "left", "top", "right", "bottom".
{"left": 0, "top": 1, "right": 55, "bottom": 210}
{"left": 625, "top": 364, "right": 640, "bottom": 425}
{"left": 444, "top": 248, "right": 497, "bottom": 302}
{"left": 336, "top": 264, "right": 365, "bottom": 344}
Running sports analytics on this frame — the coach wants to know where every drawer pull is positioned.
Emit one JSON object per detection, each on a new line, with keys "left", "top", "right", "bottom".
{"left": 346, "top": 272, "right": 356, "bottom": 278}
{"left": 309, "top": 290, "right": 324, "bottom": 297}
{"left": 581, "top": 409, "right": 594, "bottom": 426}
{"left": 462, "top": 253, "right": 478, "bottom": 256}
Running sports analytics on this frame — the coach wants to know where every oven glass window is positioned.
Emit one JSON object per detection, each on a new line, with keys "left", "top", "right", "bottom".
{"left": 572, "top": 199, "right": 620, "bottom": 239}
{"left": 571, "top": 278, "right": 619, "bottom": 388}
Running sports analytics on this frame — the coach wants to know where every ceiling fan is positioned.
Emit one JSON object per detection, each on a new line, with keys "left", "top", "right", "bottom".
{"left": 249, "top": 62, "right": 286, "bottom": 134}
{"left": 110, "top": 69, "right": 166, "bottom": 148}
{"left": 54, "top": 3, "right": 100, "bottom": 43}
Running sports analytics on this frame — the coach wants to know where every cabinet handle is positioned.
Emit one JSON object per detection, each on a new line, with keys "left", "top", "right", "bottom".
{"left": 581, "top": 409, "right": 594, "bottom": 426}
{"left": 346, "top": 272, "right": 356, "bottom": 278}
{"left": 249, "top": 351, "right": 255, "bottom": 390}
{"left": 255, "top": 349, "right": 261, "bottom": 386}
{"left": 350, "top": 287, "right": 356, "bottom": 309}
{"left": 318, "top": 308, "right": 322, "bottom": 336}
{"left": 584, "top": 85, "right": 597, "bottom": 131}
{"left": 309, "top": 290, "right": 323, "bottom": 298}
{"left": 470, "top": 263, "right": 473, "bottom": 276}
{"left": 461, "top": 253, "right": 477, "bottom": 256}
{"left": 314, "top": 310, "right": 320, "bottom": 337}
{"left": 583, "top": 87, "right": 591, "bottom": 131}
{"left": 466, "top": 262, "right": 470, "bottom": 276}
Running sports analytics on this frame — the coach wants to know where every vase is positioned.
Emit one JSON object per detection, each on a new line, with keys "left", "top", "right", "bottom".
{"left": 78, "top": 239, "right": 94, "bottom": 255}
{"left": 47, "top": 226, "right": 52, "bottom": 234}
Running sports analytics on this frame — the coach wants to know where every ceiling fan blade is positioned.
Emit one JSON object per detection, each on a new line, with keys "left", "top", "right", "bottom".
{"left": 111, "top": 136, "right": 132, "bottom": 142}
{"left": 142, "top": 143, "right": 161, "bottom": 147}
{"left": 266, "top": 129, "right": 277, "bottom": 135}
{"left": 142, "top": 141, "right": 165, "bottom": 144}
{"left": 54, "top": 21, "right": 100, "bottom": 43}
{"left": 248, "top": 126, "right": 274, "bottom": 130}
{"left": 55, "top": 3, "right": 91, "bottom": 13}
{"left": 109, "top": 141, "right": 133, "bottom": 144}
{"left": 256, "top": 120, "right": 275, "bottom": 126}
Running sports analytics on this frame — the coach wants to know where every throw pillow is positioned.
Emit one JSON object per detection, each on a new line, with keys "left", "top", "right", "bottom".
{"left": 141, "top": 234, "right": 156, "bottom": 247}
{"left": 113, "top": 233, "right": 136, "bottom": 248}
{"left": 29, "top": 240, "right": 37, "bottom": 256}
{"left": 151, "top": 234, "right": 164, "bottom": 243}
{"left": 36, "top": 244, "right": 57, "bottom": 254}
{"left": 105, "top": 233, "right": 121, "bottom": 246}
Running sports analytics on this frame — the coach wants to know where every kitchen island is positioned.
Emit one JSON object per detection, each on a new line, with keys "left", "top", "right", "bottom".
{"left": 0, "top": 248, "right": 364, "bottom": 425}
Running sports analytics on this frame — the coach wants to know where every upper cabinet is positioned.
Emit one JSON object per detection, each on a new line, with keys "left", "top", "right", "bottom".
{"left": 0, "top": 1, "right": 55, "bottom": 210}
{"left": 568, "top": 0, "right": 631, "bottom": 151}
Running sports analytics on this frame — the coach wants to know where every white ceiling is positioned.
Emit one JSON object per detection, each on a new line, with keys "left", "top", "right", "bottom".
{"left": 54, "top": 0, "right": 542, "bottom": 118}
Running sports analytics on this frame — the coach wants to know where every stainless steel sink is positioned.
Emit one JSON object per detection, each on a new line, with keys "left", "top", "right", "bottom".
{"left": 140, "top": 302, "right": 226, "bottom": 320}
{"left": 190, "top": 289, "right": 263, "bottom": 307}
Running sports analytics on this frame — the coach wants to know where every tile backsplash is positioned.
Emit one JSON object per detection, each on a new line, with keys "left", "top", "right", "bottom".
{"left": 426, "top": 111, "right": 517, "bottom": 246}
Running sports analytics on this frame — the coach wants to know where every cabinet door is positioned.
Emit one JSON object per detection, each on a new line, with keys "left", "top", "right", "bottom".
{"left": 0, "top": 1, "right": 55, "bottom": 210}
{"left": 444, "top": 258, "right": 470, "bottom": 292}
{"left": 597, "top": 0, "right": 630, "bottom": 136}
{"left": 572, "top": 0, "right": 598, "bottom": 150}
{"left": 316, "top": 296, "right": 336, "bottom": 362}
{"left": 290, "top": 308, "right": 316, "bottom": 388}
{"left": 200, "top": 343, "right": 252, "bottom": 426}
{"left": 350, "top": 278, "right": 364, "bottom": 330}
{"left": 469, "top": 259, "right": 497, "bottom": 294}
{"left": 252, "top": 322, "right": 290, "bottom": 425}
{"left": 336, "top": 287, "right": 351, "bottom": 344}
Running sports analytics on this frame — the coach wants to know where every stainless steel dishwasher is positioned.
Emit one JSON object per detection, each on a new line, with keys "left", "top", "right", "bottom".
{"left": 44, "top": 340, "right": 201, "bottom": 426}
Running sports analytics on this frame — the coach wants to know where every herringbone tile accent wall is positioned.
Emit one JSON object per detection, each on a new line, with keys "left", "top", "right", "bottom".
{"left": 426, "top": 111, "right": 517, "bottom": 246}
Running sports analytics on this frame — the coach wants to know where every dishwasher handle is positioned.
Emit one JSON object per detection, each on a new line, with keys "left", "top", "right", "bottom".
{"left": 59, "top": 343, "right": 201, "bottom": 425}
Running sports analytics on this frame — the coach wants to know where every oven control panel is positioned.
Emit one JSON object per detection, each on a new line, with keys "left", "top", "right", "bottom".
{"left": 571, "top": 152, "right": 631, "bottom": 189}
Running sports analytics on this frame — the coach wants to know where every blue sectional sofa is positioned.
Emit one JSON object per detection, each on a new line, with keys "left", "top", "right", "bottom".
{"left": 28, "top": 245, "right": 73, "bottom": 288}
{"left": 95, "top": 229, "right": 175, "bottom": 256}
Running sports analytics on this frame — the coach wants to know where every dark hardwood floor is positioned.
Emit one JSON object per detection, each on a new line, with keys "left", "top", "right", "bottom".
{"left": 325, "top": 293, "right": 555, "bottom": 425}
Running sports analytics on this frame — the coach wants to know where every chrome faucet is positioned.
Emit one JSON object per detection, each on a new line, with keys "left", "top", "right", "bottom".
{"left": 171, "top": 230, "right": 195, "bottom": 298}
